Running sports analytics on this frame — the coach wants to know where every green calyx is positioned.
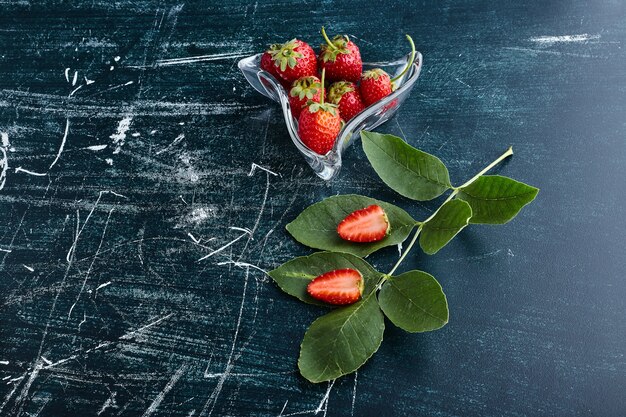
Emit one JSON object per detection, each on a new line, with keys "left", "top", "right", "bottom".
{"left": 290, "top": 76, "right": 322, "bottom": 100}
{"left": 269, "top": 38, "right": 304, "bottom": 72}
{"left": 362, "top": 68, "right": 388, "bottom": 81}
{"left": 327, "top": 81, "right": 355, "bottom": 104}
{"left": 320, "top": 26, "right": 351, "bottom": 62}
{"left": 306, "top": 101, "right": 338, "bottom": 117}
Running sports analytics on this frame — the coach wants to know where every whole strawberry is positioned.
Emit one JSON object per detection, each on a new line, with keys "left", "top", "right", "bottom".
{"left": 318, "top": 27, "right": 362, "bottom": 83}
{"left": 359, "top": 34, "right": 416, "bottom": 107}
{"left": 268, "top": 39, "right": 318, "bottom": 85}
{"left": 298, "top": 69, "right": 342, "bottom": 155}
{"left": 328, "top": 81, "right": 365, "bottom": 122}
{"left": 360, "top": 69, "right": 393, "bottom": 107}
{"left": 289, "top": 76, "right": 322, "bottom": 119}
{"left": 260, "top": 43, "right": 282, "bottom": 80}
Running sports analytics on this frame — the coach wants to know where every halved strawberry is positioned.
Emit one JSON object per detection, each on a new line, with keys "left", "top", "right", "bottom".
{"left": 307, "top": 268, "right": 364, "bottom": 305}
{"left": 337, "top": 205, "right": 390, "bottom": 243}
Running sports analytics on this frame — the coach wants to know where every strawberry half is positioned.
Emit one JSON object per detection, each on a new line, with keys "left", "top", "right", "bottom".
{"left": 297, "top": 69, "right": 342, "bottom": 155}
{"left": 359, "top": 34, "right": 416, "bottom": 107}
{"left": 319, "top": 27, "right": 362, "bottom": 83}
{"left": 328, "top": 81, "right": 365, "bottom": 122}
{"left": 337, "top": 205, "right": 390, "bottom": 243}
{"left": 289, "top": 76, "right": 322, "bottom": 119}
{"left": 268, "top": 39, "right": 318, "bottom": 85}
{"left": 307, "top": 268, "right": 364, "bottom": 305}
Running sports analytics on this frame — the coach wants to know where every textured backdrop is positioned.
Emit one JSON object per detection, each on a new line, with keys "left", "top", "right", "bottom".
{"left": 0, "top": 1, "right": 625, "bottom": 416}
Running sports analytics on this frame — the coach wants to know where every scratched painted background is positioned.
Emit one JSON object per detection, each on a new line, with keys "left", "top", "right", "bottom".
{"left": 1, "top": 0, "right": 625, "bottom": 416}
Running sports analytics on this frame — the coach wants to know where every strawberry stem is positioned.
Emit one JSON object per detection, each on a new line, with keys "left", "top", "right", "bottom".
{"left": 386, "top": 146, "right": 514, "bottom": 277}
{"left": 320, "top": 68, "right": 326, "bottom": 105}
{"left": 390, "top": 34, "right": 416, "bottom": 84}
{"left": 321, "top": 26, "right": 338, "bottom": 51}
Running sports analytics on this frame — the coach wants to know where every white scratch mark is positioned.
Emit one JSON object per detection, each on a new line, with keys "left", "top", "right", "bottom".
{"left": 0, "top": 147, "right": 7, "bottom": 191}
{"left": 97, "top": 392, "right": 117, "bottom": 415}
{"left": 197, "top": 232, "right": 248, "bottom": 261}
{"left": 142, "top": 52, "right": 253, "bottom": 68}
{"left": 216, "top": 261, "right": 267, "bottom": 275}
{"left": 114, "top": 56, "right": 121, "bottom": 62}
{"left": 351, "top": 372, "right": 358, "bottom": 416}
{"left": 85, "top": 77, "right": 95, "bottom": 85}
{"left": 69, "top": 85, "right": 83, "bottom": 97}
{"left": 155, "top": 133, "right": 185, "bottom": 155}
{"left": 48, "top": 119, "right": 70, "bottom": 169}
{"left": 229, "top": 226, "right": 252, "bottom": 236}
{"left": 455, "top": 78, "right": 471, "bottom": 88}
{"left": 199, "top": 267, "right": 249, "bottom": 416}
{"left": 503, "top": 46, "right": 596, "bottom": 59}
{"left": 95, "top": 281, "right": 111, "bottom": 291}
{"left": 64, "top": 68, "right": 70, "bottom": 82}
{"left": 14, "top": 167, "right": 47, "bottom": 176}
{"left": 72, "top": 70, "right": 78, "bottom": 86}
{"left": 40, "top": 356, "right": 52, "bottom": 365}
{"left": 68, "top": 207, "right": 114, "bottom": 318}
{"left": 84, "top": 144, "right": 108, "bottom": 151}
{"left": 278, "top": 400, "right": 289, "bottom": 417}
{"left": 110, "top": 116, "right": 132, "bottom": 154}
{"left": 187, "top": 232, "right": 200, "bottom": 243}
{"left": 12, "top": 361, "right": 42, "bottom": 414}
{"left": 119, "top": 312, "right": 175, "bottom": 340}
{"left": 0, "top": 361, "right": 8, "bottom": 365}
{"left": 0, "top": 249, "right": 12, "bottom": 253}
{"left": 22, "top": 264, "right": 34, "bottom": 272}
{"left": 1, "top": 132, "right": 8, "bottom": 147}
{"left": 529, "top": 33, "right": 600, "bottom": 45}
{"left": 248, "top": 162, "right": 279, "bottom": 177}
{"left": 315, "top": 380, "right": 335, "bottom": 414}
{"left": 105, "top": 158, "right": 113, "bottom": 166}
{"left": 141, "top": 363, "right": 188, "bottom": 417}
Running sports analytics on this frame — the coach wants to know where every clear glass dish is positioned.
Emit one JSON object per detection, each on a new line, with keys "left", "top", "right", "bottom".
{"left": 238, "top": 51, "right": 423, "bottom": 180}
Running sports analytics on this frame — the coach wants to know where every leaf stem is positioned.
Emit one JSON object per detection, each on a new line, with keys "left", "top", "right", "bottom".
{"left": 387, "top": 226, "right": 422, "bottom": 276}
{"left": 385, "top": 146, "right": 513, "bottom": 277}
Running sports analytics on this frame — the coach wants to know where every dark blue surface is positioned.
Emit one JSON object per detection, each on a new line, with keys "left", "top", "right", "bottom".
{"left": 1, "top": 1, "right": 625, "bottom": 416}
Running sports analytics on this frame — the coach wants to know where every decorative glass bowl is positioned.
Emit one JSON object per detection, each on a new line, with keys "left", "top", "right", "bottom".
{"left": 238, "top": 51, "right": 423, "bottom": 180}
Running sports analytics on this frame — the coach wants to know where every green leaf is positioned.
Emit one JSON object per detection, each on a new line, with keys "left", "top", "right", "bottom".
{"left": 286, "top": 194, "right": 416, "bottom": 257}
{"left": 360, "top": 131, "right": 452, "bottom": 201}
{"left": 378, "top": 270, "right": 448, "bottom": 333}
{"left": 419, "top": 200, "right": 472, "bottom": 255}
{"left": 456, "top": 175, "right": 539, "bottom": 224}
{"left": 268, "top": 251, "right": 382, "bottom": 306}
{"left": 298, "top": 294, "right": 384, "bottom": 383}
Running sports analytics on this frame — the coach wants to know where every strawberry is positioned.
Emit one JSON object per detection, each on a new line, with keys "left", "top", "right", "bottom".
{"left": 359, "top": 69, "right": 393, "bottom": 107}
{"left": 307, "top": 268, "right": 364, "bottom": 305}
{"left": 268, "top": 39, "right": 318, "bottom": 85}
{"left": 319, "top": 27, "right": 362, "bottom": 83}
{"left": 298, "top": 69, "right": 342, "bottom": 155}
{"left": 359, "top": 34, "right": 416, "bottom": 107}
{"left": 337, "top": 205, "right": 390, "bottom": 243}
{"left": 260, "top": 43, "right": 282, "bottom": 80}
{"left": 289, "top": 76, "right": 322, "bottom": 119}
{"left": 328, "top": 81, "right": 364, "bottom": 122}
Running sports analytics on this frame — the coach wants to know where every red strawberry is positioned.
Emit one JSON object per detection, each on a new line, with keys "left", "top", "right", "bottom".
{"left": 359, "top": 69, "right": 392, "bottom": 107}
{"left": 359, "top": 34, "right": 416, "bottom": 107}
{"left": 260, "top": 44, "right": 282, "bottom": 80}
{"left": 328, "top": 81, "right": 365, "bottom": 122}
{"left": 337, "top": 205, "right": 390, "bottom": 243}
{"left": 268, "top": 39, "right": 318, "bottom": 85}
{"left": 307, "top": 268, "right": 364, "bottom": 305}
{"left": 319, "top": 27, "right": 362, "bottom": 83}
{"left": 289, "top": 76, "right": 322, "bottom": 119}
{"left": 298, "top": 69, "right": 342, "bottom": 155}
